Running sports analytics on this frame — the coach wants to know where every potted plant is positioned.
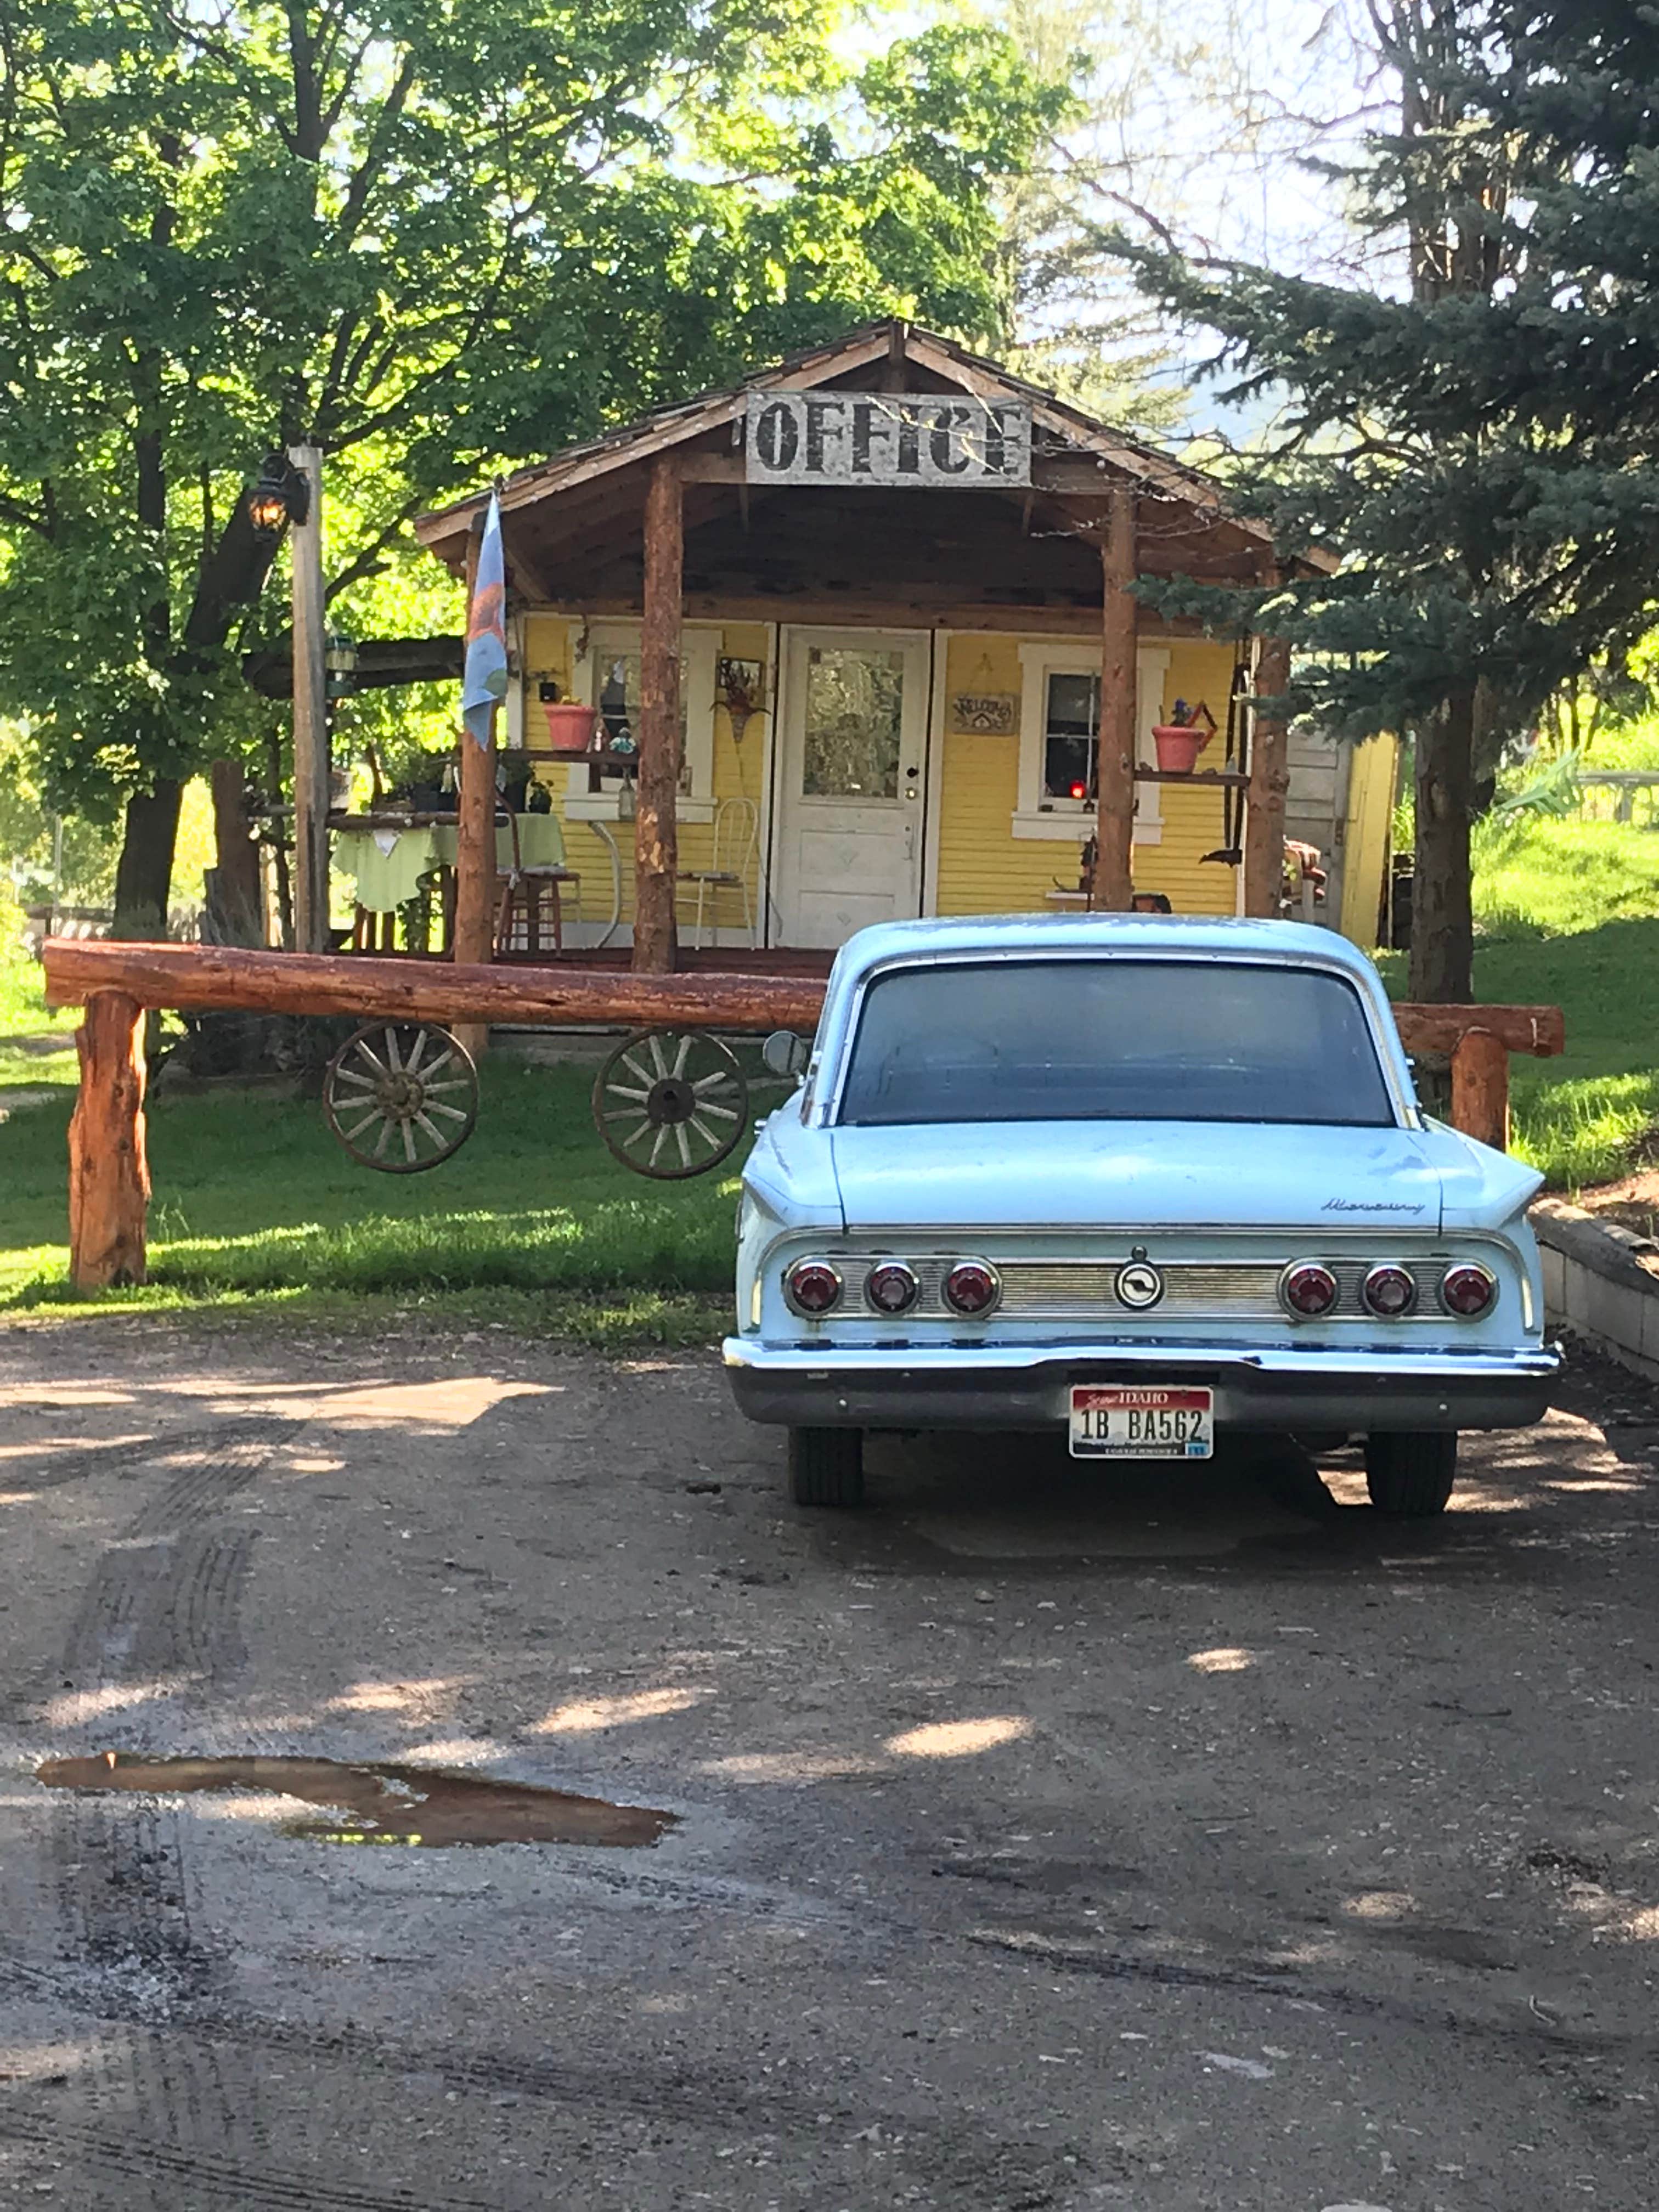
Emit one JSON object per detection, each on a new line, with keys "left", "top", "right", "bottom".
{"left": 1152, "top": 698, "right": 1216, "bottom": 774}
{"left": 538, "top": 679, "right": 599, "bottom": 753}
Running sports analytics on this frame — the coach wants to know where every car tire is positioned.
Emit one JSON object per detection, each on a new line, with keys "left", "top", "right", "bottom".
{"left": 788, "top": 1427, "right": 865, "bottom": 1508}
{"left": 1364, "top": 1431, "right": 1457, "bottom": 1516}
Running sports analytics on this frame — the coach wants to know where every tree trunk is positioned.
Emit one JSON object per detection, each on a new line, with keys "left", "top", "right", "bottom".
{"left": 1409, "top": 689, "right": 1475, "bottom": 1003}
{"left": 207, "top": 759, "right": 265, "bottom": 945}
{"left": 112, "top": 780, "right": 184, "bottom": 940}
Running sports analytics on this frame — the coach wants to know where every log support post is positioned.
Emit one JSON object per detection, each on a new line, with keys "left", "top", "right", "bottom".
{"left": 68, "top": 990, "right": 150, "bottom": 1290}
{"left": 1451, "top": 1028, "right": 1510, "bottom": 1151}
{"left": 1244, "top": 631, "right": 1293, "bottom": 918}
{"left": 452, "top": 511, "right": 498, "bottom": 1057}
{"left": 1091, "top": 483, "right": 1137, "bottom": 912}
{"left": 635, "top": 455, "right": 684, "bottom": 973}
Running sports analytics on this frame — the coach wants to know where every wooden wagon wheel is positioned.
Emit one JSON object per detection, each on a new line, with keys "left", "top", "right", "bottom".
{"left": 592, "top": 1029, "right": 748, "bottom": 1180}
{"left": 323, "top": 1022, "right": 479, "bottom": 1174}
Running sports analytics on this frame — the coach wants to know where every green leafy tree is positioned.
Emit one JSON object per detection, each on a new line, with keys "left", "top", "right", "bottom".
{"left": 1124, "top": 0, "right": 1659, "bottom": 1000}
{"left": 0, "top": 0, "right": 1064, "bottom": 935}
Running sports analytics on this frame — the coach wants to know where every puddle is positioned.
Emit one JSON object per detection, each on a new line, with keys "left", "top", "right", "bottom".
{"left": 35, "top": 1752, "right": 675, "bottom": 1849}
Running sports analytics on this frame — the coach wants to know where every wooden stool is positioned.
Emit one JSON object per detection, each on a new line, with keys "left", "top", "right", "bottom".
{"left": 351, "top": 905, "right": 399, "bottom": 952}
{"left": 494, "top": 868, "right": 577, "bottom": 957}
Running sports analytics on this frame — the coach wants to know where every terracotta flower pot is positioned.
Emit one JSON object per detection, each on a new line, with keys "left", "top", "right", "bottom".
{"left": 1152, "top": 724, "right": 1206, "bottom": 774}
{"left": 541, "top": 701, "right": 598, "bottom": 753}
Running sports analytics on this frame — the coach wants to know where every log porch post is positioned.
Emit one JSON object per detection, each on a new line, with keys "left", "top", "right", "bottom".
{"left": 1091, "top": 482, "right": 1137, "bottom": 912}
{"left": 67, "top": 990, "right": 149, "bottom": 1289}
{"left": 1244, "top": 630, "right": 1293, "bottom": 918}
{"left": 452, "top": 511, "right": 498, "bottom": 1056}
{"left": 635, "top": 454, "right": 684, "bottom": 973}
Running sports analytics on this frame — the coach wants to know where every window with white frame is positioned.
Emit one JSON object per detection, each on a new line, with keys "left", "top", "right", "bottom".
{"left": 558, "top": 622, "right": 719, "bottom": 821}
{"left": 1012, "top": 643, "right": 1169, "bottom": 842}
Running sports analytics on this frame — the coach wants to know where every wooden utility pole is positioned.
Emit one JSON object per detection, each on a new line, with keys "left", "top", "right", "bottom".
{"left": 1090, "top": 482, "right": 1137, "bottom": 911}
{"left": 635, "top": 454, "right": 684, "bottom": 973}
{"left": 452, "top": 511, "right": 499, "bottom": 1057}
{"left": 288, "top": 443, "right": 330, "bottom": 953}
{"left": 1243, "top": 630, "right": 1293, "bottom": 918}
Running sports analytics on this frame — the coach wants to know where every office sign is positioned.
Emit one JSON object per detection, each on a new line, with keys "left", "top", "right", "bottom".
{"left": 744, "top": 391, "right": 1031, "bottom": 488}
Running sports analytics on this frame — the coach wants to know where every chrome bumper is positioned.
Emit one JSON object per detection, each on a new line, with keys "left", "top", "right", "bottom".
{"left": 722, "top": 1338, "right": 1562, "bottom": 1434}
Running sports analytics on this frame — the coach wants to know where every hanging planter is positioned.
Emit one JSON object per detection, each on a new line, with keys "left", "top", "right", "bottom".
{"left": 1151, "top": 698, "right": 1217, "bottom": 775}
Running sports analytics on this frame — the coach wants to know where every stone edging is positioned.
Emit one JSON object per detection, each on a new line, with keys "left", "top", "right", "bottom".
{"left": 1532, "top": 1196, "right": 1659, "bottom": 1383}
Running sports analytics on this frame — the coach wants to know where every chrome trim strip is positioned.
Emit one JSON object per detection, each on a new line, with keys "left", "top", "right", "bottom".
{"left": 725, "top": 1339, "right": 1562, "bottom": 1380}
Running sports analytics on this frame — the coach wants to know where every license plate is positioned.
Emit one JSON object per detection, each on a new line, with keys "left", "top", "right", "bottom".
{"left": 1069, "top": 1385, "right": 1213, "bottom": 1460}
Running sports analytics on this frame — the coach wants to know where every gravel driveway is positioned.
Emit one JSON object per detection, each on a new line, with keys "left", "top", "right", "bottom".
{"left": 0, "top": 1321, "right": 1654, "bottom": 2210}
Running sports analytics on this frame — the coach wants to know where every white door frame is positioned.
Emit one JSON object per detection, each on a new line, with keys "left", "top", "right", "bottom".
{"left": 764, "top": 623, "right": 933, "bottom": 948}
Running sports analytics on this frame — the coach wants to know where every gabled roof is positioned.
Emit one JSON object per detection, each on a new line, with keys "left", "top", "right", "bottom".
{"left": 414, "top": 318, "right": 1271, "bottom": 564}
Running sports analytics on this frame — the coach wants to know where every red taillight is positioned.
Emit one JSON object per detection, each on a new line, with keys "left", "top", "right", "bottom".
{"left": 866, "top": 1261, "right": 919, "bottom": 1315}
{"left": 1362, "top": 1264, "right": 1418, "bottom": 1318}
{"left": 1441, "top": 1263, "right": 1497, "bottom": 1318}
{"left": 943, "top": 1261, "right": 1000, "bottom": 1317}
{"left": 786, "top": 1260, "right": 843, "bottom": 1316}
{"left": 1282, "top": 1262, "right": 1338, "bottom": 1318}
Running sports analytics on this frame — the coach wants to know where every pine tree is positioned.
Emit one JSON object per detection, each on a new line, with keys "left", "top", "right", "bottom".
{"left": 1127, "top": 0, "right": 1659, "bottom": 1002}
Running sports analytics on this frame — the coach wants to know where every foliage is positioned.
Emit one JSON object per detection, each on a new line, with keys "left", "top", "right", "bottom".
{"left": 0, "top": 726, "right": 117, "bottom": 906}
{"left": 0, "top": 0, "right": 1066, "bottom": 902}
{"left": 1116, "top": 0, "right": 1659, "bottom": 1000}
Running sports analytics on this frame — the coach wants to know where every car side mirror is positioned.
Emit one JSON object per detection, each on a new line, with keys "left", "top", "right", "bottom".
{"left": 761, "top": 1030, "right": 810, "bottom": 1079}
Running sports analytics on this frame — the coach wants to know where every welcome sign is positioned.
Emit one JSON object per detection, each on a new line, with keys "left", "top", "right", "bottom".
{"left": 744, "top": 391, "right": 1032, "bottom": 488}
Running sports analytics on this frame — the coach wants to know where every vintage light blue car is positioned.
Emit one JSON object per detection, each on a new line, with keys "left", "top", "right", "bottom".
{"left": 724, "top": 913, "right": 1560, "bottom": 1514}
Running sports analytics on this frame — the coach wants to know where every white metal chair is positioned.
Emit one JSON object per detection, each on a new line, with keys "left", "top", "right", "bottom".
{"left": 676, "top": 796, "right": 759, "bottom": 948}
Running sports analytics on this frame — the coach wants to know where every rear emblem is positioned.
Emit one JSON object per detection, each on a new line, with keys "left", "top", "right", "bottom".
{"left": 1115, "top": 1261, "right": 1164, "bottom": 1310}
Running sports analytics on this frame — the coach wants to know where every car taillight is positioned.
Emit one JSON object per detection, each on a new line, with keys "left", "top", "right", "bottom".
{"left": 786, "top": 1260, "right": 842, "bottom": 1316}
{"left": 1362, "top": 1263, "right": 1418, "bottom": 1318}
{"left": 1441, "top": 1262, "right": 1497, "bottom": 1318}
{"left": 866, "top": 1261, "right": 919, "bottom": 1315}
{"left": 1281, "top": 1262, "right": 1338, "bottom": 1318}
{"left": 943, "top": 1260, "right": 1000, "bottom": 1317}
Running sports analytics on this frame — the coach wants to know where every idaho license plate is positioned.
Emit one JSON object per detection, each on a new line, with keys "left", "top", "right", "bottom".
{"left": 1069, "top": 1385, "right": 1214, "bottom": 1460}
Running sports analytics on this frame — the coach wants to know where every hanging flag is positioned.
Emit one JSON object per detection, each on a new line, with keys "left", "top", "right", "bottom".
{"left": 461, "top": 490, "right": 508, "bottom": 747}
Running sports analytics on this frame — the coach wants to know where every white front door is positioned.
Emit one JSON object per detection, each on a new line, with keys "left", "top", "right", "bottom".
{"left": 772, "top": 629, "right": 929, "bottom": 948}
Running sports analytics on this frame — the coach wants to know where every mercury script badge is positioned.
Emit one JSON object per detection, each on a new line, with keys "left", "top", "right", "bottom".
{"left": 1115, "top": 1261, "right": 1164, "bottom": 1311}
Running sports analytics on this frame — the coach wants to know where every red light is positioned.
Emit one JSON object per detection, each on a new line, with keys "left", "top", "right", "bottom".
{"left": 1363, "top": 1264, "right": 1417, "bottom": 1318}
{"left": 787, "top": 1260, "right": 842, "bottom": 1316}
{"left": 1070, "top": 782, "right": 1087, "bottom": 800}
{"left": 866, "top": 1262, "right": 919, "bottom": 1315}
{"left": 1282, "top": 1262, "right": 1338, "bottom": 1318}
{"left": 944, "top": 1261, "right": 1000, "bottom": 1317}
{"left": 1441, "top": 1263, "right": 1496, "bottom": 1318}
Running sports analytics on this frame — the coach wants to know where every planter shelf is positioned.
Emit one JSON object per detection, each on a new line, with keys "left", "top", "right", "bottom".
{"left": 1132, "top": 768, "right": 1250, "bottom": 787}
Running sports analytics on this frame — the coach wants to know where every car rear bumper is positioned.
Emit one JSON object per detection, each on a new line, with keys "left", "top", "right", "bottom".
{"left": 721, "top": 1338, "right": 1562, "bottom": 1434}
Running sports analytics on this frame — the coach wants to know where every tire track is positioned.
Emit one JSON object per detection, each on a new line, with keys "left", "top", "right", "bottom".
{"left": 43, "top": 1418, "right": 304, "bottom": 2172}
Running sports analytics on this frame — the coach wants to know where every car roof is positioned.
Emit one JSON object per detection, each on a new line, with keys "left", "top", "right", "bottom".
{"left": 831, "top": 912, "right": 1383, "bottom": 985}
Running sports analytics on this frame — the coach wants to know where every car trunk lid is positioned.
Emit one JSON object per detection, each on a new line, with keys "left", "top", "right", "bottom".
{"left": 827, "top": 1120, "right": 1444, "bottom": 1233}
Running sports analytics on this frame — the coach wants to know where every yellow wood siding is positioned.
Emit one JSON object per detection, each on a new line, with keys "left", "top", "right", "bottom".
{"left": 932, "top": 631, "right": 1242, "bottom": 919}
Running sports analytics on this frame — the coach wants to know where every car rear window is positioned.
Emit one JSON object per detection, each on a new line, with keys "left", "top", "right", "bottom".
{"left": 836, "top": 959, "right": 1396, "bottom": 1127}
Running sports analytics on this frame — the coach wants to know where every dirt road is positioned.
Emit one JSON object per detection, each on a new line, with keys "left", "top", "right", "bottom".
{"left": 1, "top": 1322, "right": 1655, "bottom": 2209}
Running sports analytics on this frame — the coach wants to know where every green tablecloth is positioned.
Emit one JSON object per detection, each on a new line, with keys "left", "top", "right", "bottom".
{"left": 334, "top": 817, "right": 567, "bottom": 912}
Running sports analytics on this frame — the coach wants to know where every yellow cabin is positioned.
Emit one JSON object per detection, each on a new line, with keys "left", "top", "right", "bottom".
{"left": 416, "top": 321, "right": 1395, "bottom": 963}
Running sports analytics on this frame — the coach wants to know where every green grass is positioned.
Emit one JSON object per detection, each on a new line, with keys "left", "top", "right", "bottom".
{"left": 0, "top": 904, "right": 78, "bottom": 1094}
{"left": 1379, "top": 814, "right": 1659, "bottom": 1190}
{"left": 0, "top": 1052, "right": 743, "bottom": 1341}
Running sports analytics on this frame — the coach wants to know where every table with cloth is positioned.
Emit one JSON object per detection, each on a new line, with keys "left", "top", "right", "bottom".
{"left": 331, "top": 815, "right": 570, "bottom": 949}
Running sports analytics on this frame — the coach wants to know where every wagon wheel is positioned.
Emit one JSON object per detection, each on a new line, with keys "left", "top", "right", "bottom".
{"left": 323, "top": 1022, "right": 479, "bottom": 1174}
{"left": 592, "top": 1029, "right": 748, "bottom": 1180}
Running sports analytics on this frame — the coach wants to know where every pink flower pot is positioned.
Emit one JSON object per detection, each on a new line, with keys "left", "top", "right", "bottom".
{"left": 1152, "top": 724, "right": 1206, "bottom": 774}
{"left": 541, "top": 701, "right": 597, "bottom": 753}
